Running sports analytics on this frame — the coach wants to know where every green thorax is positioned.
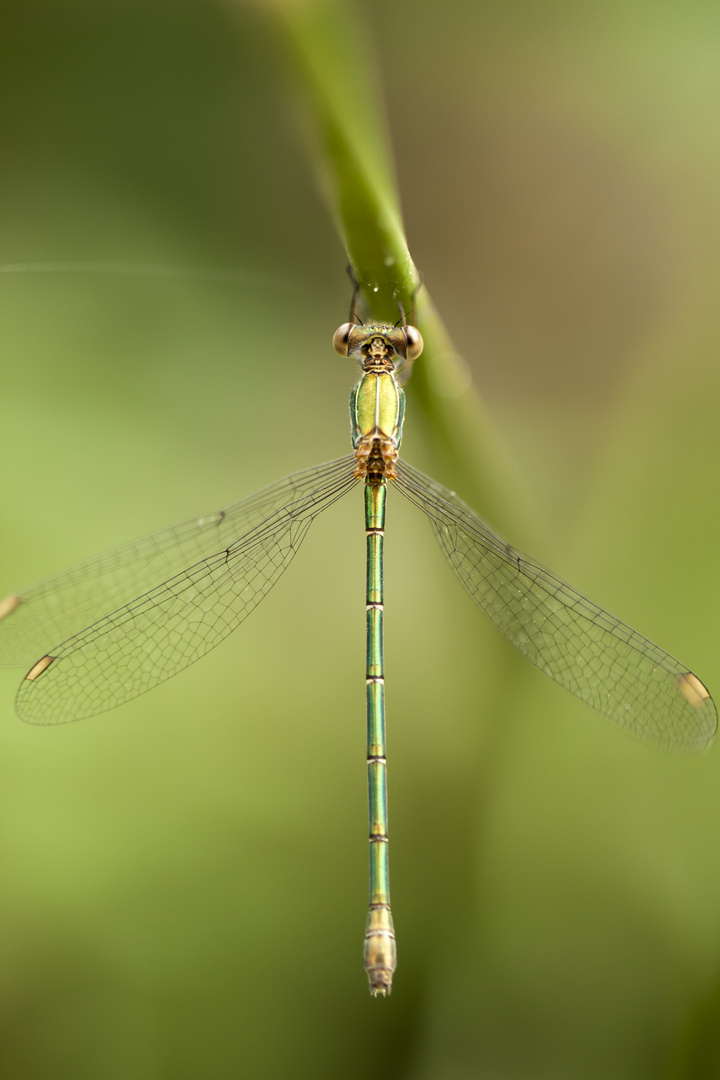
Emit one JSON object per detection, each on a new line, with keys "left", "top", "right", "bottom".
{"left": 350, "top": 370, "right": 405, "bottom": 451}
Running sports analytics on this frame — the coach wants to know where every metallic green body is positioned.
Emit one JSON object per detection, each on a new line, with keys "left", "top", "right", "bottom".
{"left": 353, "top": 359, "right": 405, "bottom": 995}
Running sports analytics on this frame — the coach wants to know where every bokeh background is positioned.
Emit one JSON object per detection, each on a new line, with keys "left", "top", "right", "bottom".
{"left": 3, "top": 1, "right": 720, "bottom": 1077}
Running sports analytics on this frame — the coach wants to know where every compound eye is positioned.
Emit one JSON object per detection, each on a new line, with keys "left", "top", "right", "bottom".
{"left": 403, "top": 325, "right": 424, "bottom": 361}
{"left": 332, "top": 322, "right": 354, "bottom": 356}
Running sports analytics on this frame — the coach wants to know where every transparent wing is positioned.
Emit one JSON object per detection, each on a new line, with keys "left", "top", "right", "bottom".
{"left": 0, "top": 457, "right": 358, "bottom": 667}
{"left": 2, "top": 457, "right": 359, "bottom": 724}
{"left": 394, "top": 460, "right": 717, "bottom": 751}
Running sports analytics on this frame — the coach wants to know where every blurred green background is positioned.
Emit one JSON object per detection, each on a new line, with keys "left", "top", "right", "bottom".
{"left": 3, "top": 0, "right": 720, "bottom": 1076}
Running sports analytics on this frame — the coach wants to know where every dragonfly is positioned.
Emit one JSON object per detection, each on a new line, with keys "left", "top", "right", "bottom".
{"left": 0, "top": 297, "right": 716, "bottom": 997}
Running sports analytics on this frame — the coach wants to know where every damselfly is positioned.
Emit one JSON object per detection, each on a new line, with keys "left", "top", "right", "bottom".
{"left": 0, "top": 301, "right": 715, "bottom": 995}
